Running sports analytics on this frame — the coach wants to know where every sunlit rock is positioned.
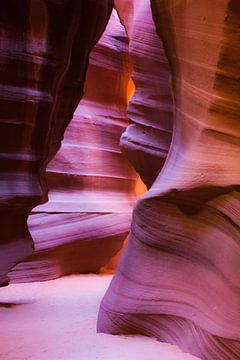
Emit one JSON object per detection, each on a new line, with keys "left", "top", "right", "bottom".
{"left": 98, "top": 1, "right": 240, "bottom": 359}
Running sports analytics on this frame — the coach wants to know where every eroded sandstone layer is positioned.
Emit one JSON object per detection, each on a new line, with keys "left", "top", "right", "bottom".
{"left": 115, "top": 0, "right": 173, "bottom": 188}
{"left": 98, "top": 1, "right": 240, "bottom": 359}
{"left": 0, "top": 0, "right": 114, "bottom": 285}
{"left": 9, "top": 8, "right": 138, "bottom": 282}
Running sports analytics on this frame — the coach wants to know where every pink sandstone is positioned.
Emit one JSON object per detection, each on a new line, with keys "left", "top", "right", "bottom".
{"left": 97, "top": 1, "right": 240, "bottom": 359}
{"left": 9, "top": 8, "right": 138, "bottom": 283}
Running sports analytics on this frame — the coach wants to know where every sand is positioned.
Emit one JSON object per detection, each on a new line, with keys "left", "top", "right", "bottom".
{"left": 0, "top": 274, "right": 201, "bottom": 360}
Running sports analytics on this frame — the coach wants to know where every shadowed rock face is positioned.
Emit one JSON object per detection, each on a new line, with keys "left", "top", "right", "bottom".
{"left": 10, "top": 9, "right": 138, "bottom": 282}
{"left": 0, "top": 0, "right": 114, "bottom": 285}
{"left": 98, "top": 1, "right": 240, "bottom": 359}
{"left": 116, "top": 0, "right": 173, "bottom": 188}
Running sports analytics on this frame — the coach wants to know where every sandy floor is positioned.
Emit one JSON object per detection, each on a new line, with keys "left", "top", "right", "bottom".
{"left": 0, "top": 275, "right": 201, "bottom": 360}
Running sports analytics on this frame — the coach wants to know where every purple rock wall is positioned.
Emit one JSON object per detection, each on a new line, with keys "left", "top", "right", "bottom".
{"left": 98, "top": 1, "right": 240, "bottom": 359}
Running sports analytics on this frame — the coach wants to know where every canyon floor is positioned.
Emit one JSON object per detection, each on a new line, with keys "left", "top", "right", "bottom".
{"left": 0, "top": 274, "right": 200, "bottom": 360}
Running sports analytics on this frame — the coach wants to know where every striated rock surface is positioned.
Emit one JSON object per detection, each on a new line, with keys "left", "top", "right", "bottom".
{"left": 0, "top": 0, "right": 114, "bottom": 285}
{"left": 10, "top": 9, "right": 138, "bottom": 282}
{"left": 98, "top": 1, "right": 240, "bottom": 359}
{"left": 116, "top": 0, "right": 173, "bottom": 188}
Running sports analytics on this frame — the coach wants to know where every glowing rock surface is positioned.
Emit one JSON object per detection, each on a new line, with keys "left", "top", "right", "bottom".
{"left": 10, "top": 8, "right": 138, "bottom": 282}
{"left": 98, "top": 1, "right": 240, "bottom": 359}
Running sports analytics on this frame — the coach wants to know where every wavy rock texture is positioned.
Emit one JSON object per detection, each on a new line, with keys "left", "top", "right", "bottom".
{"left": 9, "top": 9, "right": 138, "bottom": 283}
{"left": 116, "top": 0, "right": 173, "bottom": 188}
{"left": 0, "top": 0, "right": 114, "bottom": 285}
{"left": 98, "top": 1, "right": 240, "bottom": 359}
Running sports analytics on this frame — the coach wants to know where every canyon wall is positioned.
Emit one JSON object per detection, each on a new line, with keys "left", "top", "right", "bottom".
{"left": 98, "top": 1, "right": 240, "bottom": 359}
{"left": 1, "top": 1, "right": 240, "bottom": 358}
{"left": 0, "top": 0, "right": 114, "bottom": 285}
{"left": 116, "top": 0, "right": 173, "bottom": 188}
{"left": 9, "top": 8, "right": 138, "bottom": 283}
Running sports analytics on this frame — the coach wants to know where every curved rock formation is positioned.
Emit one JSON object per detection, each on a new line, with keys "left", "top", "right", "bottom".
{"left": 116, "top": 0, "right": 173, "bottom": 188}
{"left": 98, "top": 1, "right": 240, "bottom": 359}
{"left": 0, "top": 0, "right": 114, "bottom": 285}
{"left": 9, "top": 9, "right": 138, "bottom": 283}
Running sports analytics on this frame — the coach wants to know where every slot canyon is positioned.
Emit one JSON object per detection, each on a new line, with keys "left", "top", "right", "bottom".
{"left": 0, "top": 1, "right": 239, "bottom": 359}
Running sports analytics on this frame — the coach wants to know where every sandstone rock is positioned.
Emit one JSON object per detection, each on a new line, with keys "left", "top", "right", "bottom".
{"left": 10, "top": 8, "right": 138, "bottom": 282}
{"left": 0, "top": 0, "right": 114, "bottom": 285}
{"left": 116, "top": 0, "right": 173, "bottom": 188}
{"left": 98, "top": 1, "right": 240, "bottom": 359}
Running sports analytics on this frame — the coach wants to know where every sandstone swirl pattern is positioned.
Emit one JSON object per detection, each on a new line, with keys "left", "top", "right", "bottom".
{"left": 98, "top": 1, "right": 240, "bottom": 359}
{"left": 10, "top": 9, "right": 138, "bottom": 282}
{"left": 0, "top": 0, "right": 114, "bottom": 284}
{"left": 116, "top": 0, "right": 173, "bottom": 188}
